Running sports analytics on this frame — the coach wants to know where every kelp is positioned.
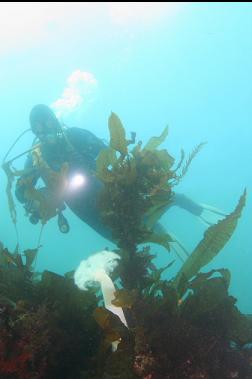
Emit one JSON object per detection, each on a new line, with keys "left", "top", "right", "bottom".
{"left": 145, "top": 260, "right": 176, "bottom": 297}
{"left": 23, "top": 248, "right": 39, "bottom": 270}
{"left": 172, "top": 142, "right": 206, "bottom": 185}
{"left": 23, "top": 180, "right": 58, "bottom": 225}
{"left": 96, "top": 113, "right": 211, "bottom": 293}
{"left": 97, "top": 113, "right": 206, "bottom": 258}
{"left": 0, "top": 262, "right": 99, "bottom": 379}
{"left": 31, "top": 147, "right": 69, "bottom": 191}
{"left": 96, "top": 148, "right": 117, "bottom": 183}
{"left": 1, "top": 112, "right": 251, "bottom": 378}
{"left": 2, "top": 162, "right": 35, "bottom": 227}
{"left": 2, "top": 162, "right": 17, "bottom": 225}
{"left": 177, "top": 269, "right": 252, "bottom": 347}
{"left": 143, "top": 125, "right": 169, "bottom": 151}
{"left": 174, "top": 189, "right": 246, "bottom": 289}
{"left": 23, "top": 150, "right": 68, "bottom": 225}
{"left": 140, "top": 228, "right": 172, "bottom": 251}
{"left": 92, "top": 112, "right": 252, "bottom": 378}
{"left": 93, "top": 307, "right": 136, "bottom": 379}
{"left": 172, "top": 148, "right": 185, "bottom": 173}
{"left": 0, "top": 242, "right": 37, "bottom": 273}
{"left": 0, "top": 243, "right": 37, "bottom": 306}
{"left": 93, "top": 307, "right": 128, "bottom": 348}
{"left": 114, "top": 245, "right": 159, "bottom": 291}
{"left": 108, "top": 112, "right": 129, "bottom": 156}
{"left": 3, "top": 146, "right": 69, "bottom": 230}
{"left": 111, "top": 289, "right": 138, "bottom": 309}
{"left": 129, "top": 269, "right": 252, "bottom": 379}
{"left": 1, "top": 242, "right": 251, "bottom": 379}
{"left": 97, "top": 113, "right": 177, "bottom": 257}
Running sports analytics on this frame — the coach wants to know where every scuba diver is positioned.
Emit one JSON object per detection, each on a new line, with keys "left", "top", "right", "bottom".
{"left": 14, "top": 104, "right": 226, "bottom": 249}
{"left": 15, "top": 104, "right": 112, "bottom": 239}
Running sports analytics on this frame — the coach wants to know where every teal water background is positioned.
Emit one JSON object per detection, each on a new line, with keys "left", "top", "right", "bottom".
{"left": 0, "top": 3, "right": 251, "bottom": 313}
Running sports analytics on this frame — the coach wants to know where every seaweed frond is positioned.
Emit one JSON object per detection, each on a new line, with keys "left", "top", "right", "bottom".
{"left": 174, "top": 189, "right": 246, "bottom": 288}
{"left": 173, "top": 142, "right": 207, "bottom": 185}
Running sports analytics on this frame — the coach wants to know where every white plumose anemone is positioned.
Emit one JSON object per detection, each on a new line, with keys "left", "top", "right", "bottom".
{"left": 74, "top": 250, "right": 128, "bottom": 351}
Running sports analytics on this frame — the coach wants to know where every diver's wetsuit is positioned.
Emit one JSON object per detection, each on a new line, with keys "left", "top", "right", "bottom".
{"left": 15, "top": 127, "right": 113, "bottom": 240}
{"left": 15, "top": 127, "right": 204, "bottom": 240}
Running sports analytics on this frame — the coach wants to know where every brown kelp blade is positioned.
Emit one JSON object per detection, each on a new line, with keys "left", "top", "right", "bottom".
{"left": 109, "top": 112, "right": 128, "bottom": 156}
{"left": 174, "top": 189, "right": 246, "bottom": 288}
